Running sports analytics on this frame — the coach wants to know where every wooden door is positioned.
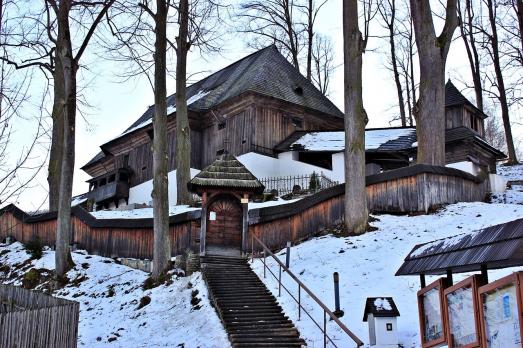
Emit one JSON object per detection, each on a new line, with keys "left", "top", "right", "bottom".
{"left": 206, "top": 196, "right": 242, "bottom": 255}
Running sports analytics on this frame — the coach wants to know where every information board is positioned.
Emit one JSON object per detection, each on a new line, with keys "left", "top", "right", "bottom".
{"left": 482, "top": 284, "right": 521, "bottom": 348}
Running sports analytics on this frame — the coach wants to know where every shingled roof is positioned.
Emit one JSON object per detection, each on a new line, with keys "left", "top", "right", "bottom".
{"left": 445, "top": 80, "right": 487, "bottom": 118}
{"left": 396, "top": 218, "right": 523, "bottom": 276}
{"left": 362, "top": 297, "right": 400, "bottom": 321}
{"left": 120, "top": 45, "right": 342, "bottom": 137}
{"left": 187, "top": 154, "right": 264, "bottom": 193}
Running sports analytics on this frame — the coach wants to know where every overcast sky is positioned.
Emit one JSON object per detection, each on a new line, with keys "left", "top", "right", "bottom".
{"left": 7, "top": 0, "right": 523, "bottom": 210}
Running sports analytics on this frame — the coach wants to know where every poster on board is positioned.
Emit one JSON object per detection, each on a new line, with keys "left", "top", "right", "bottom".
{"left": 483, "top": 284, "right": 521, "bottom": 348}
{"left": 423, "top": 287, "right": 444, "bottom": 342}
{"left": 447, "top": 286, "right": 477, "bottom": 346}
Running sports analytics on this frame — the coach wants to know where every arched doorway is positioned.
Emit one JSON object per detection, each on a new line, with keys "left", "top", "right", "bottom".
{"left": 206, "top": 194, "right": 242, "bottom": 256}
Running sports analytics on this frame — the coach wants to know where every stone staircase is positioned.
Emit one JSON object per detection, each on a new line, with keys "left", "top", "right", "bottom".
{"left": 201, "top": 256, "right": 306, "bottom": 347}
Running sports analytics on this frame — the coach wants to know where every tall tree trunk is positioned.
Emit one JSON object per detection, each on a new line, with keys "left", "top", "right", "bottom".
{"left": 408, "top": 16, "right": 416, "bottom": 127}
{"left": 459, "top": 0, "right": 483, "bottom": 111}
{"left": 306, "top": 0, "right": 313, "bottom": 81}
{"left": 486, "top": 0, "right": 518, "bottom": 164}
{"left": 55, "top": 0, "right": 75, "bottom": 278}
{"left": 410, "top": 0, "right": 458, "bottom": 166}
{"left": 151, "top": 0, "right": 171, "bottom": 280}
{"left": 386, "top": 0, "right": 406, "bottom": 126}
{"left": 516, "top": 0, "right": 523, "bottom": 60}
{"left": 48, "top": 76, "right": 64, "bottom": 212}
{"left": 176, "top": 0, "right": 192, "bottom": 205}
{"left": 343, "top": 0, "right": 368, "bottom": 235}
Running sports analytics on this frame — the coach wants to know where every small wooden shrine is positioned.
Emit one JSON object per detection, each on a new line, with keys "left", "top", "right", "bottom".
{"left": 188, "top": 153, "right": 264, "bottom": 256}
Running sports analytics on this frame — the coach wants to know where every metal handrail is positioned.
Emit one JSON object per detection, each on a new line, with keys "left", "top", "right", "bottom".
{"left": 250, "top": 234, "right": 364, "bottom": 348}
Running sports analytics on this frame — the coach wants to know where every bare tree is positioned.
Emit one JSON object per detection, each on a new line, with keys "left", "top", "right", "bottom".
{"left": 479, "top": 0, "right": 518, "bottom": 164}
{"left": 484, "top": 112, "right": 507, "bottom": 150}
{"left": 237, "top": 0, "right": 333, "bottom": 94}
{"left": 410, "top": 0, "right": 458, "bottom": 166}
{"left": 342, "top": 0, "right": 377, "bottom": 235}
{"left": 311, "top": 34, "right": 334, "bottom": 95}
{"left": 379, "top": 0, "right": 407, "bottom": 126}
{"left": 2, "top": 0, "right": 115, "bottom": 277}
{"left": 458, "top": 0, "right": 484, "bottom": 112}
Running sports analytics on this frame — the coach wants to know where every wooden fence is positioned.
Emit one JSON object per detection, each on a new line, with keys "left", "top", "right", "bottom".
{"left": 0, "top": 205, "right": 200, "bottom": 260}
{"left": 0, "top": 284, "right": 79, "bottom": 348}
{"left": 260, "top": 173, "right": 339, "bottom": 195}
{"left": 0, "top": 165, "right": 489, "bottom": 259}
{"left": 248, "top": 164, "right": 489, "bottom": 251}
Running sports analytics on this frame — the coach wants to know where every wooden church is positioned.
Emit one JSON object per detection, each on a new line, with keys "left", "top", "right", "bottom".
{"left": 79, "top": 45, "right": 505, "bottom": 210}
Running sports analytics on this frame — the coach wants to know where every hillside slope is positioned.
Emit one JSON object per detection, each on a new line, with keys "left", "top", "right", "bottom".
{"left": 0, "top": 243, "right": 229, "bottom": 347}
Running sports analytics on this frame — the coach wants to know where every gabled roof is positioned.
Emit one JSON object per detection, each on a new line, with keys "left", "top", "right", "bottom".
{"left": 445, "top": 80, "right": 487, "bottom": 119}
{"left": 119, "top": 45, "right": 342, "bottom": 139}
{"left": 275, "top": 126, "right": 506, "bottom": 159}
{"left": 396, "top": 218, "right": 523, "bottom": 276}
{"left": 188, "top": 153, "right": 264, "bottom": 193}
{"left": 83, "top": 45, "right": 344, "bottom": 170}
{"left": 362, "top": 297, "right": 400, "bottom": 321}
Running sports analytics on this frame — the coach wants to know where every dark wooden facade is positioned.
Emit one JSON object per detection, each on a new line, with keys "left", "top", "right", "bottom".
{"left": 1, "top": 165, "right": 489, "bottom": 259}
{"left": 83, "top": 93, "right": 343, "bottom": 188}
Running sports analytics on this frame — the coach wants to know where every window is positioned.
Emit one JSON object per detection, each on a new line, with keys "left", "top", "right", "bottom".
{"left": 108, "top": 174, "right": 116, "bottom": 183}
{"left": 123, "top": 154, "right": 129, "bottom": 167}
{"left": 386, "top": 323, "right": 393, "bottom": 331}
{"left": 119, "top": 172, "right": 129, "bottom": 182}
{"left": 99, "top": 178, "right": 107, "bottom": 186}
{"left": 218, "top": 122, "right": 226, "bottom": 130}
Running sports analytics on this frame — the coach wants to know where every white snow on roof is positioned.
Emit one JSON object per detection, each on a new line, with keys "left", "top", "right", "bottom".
{"left": 90, "top": 205, "right": 199, "bottom": 219}
{"left": 107, "top": 90, "right": 211, "bottom": 142}
{"left": 374, "top": 298, "right": 393, "bottom": 311}
{"left": 290, "top": 128, "right": 416, "bottom": 152}
{"left": 410, "top": 231, "right": 473, "bottom": 257}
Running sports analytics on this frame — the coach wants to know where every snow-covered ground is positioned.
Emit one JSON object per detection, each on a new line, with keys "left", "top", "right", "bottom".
{"left": 0, "top": 243, "right": 229, "bottom": 348}
{"left": 251, "top": 202, "right": 523, "bottom": 348}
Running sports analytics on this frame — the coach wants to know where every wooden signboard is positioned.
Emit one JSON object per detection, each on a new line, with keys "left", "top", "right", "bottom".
{"left": 418, "top": 278, "right": 448, "bottom": 347}
{"left": 478, "top": 272, "right": 523, "bottom": 348}
{"left": 444, "top": 275, "right": 484, "bottom": 348}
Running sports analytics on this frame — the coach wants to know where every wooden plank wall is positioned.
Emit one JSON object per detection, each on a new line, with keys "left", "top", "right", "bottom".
{"left": 250, "top": 172, "right": 488, "bottom": 251}
{"left": 0, "top": 213, "right": 199, "bottom": 260}
{"left": 0, "top": 284, "right": 79, "bottom": 348}
{"left": 0, "top": 171, "right": 488, "bottom": 258}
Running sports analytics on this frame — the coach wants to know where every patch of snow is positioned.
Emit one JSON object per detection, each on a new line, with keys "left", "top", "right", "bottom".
{"left": 374, "top": 298, "right": 392, "bottom": 311}
{"left": 498, "top": 163, "right": 523, "bottom": 182}
{"left": 106, "top": 90, "right": 211, "bottom": 143}
{"left": 91, "top": 205, "right": 199, "bottom": 219}
{"left": 289, "top": 128, "right": 416, "bottom": 152}
{"left": 248, "top": 198, "right": 301, "bottom": 210}
{"left": 251, "top": 201, "right": 523, "bottom": 347}
{"left": 0, "top": 242, "right": 229, "bottom": 347}
{"left": 71, "top": 196, "right": 88, "bottom": 207}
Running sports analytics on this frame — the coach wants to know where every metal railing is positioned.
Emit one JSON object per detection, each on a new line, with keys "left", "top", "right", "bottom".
{"left": 250, "top": 234, "right": 363, "bottom": 348}
{"left": 260, "top": 173, "right": 339, "bottom": 196}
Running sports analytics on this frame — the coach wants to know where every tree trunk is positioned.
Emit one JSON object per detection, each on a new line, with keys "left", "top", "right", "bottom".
{"left": 55, "top": 0, "right": 75, "bottom": 278}
{"left": 459, "top": 0, "right": 483, "bottom": 111}
{"left": 516, "top": 0, "right": 523, "bottom": 60}
{"left": 151, "top": 0, "right": 171, "bottom": 280}
{"left": 343, "top": 0, "right": 368, "bottom": 235}
{"left": 175, "top": 0, "right": 192, "bottom": 205}
{"left": 486, "top": 0, "right": 518, "bottom": 164}
{"left": 306, "top": 0, "right": 313, "bottom": 81}
{"left": 48, "top": 70, "right": 65, "bottom": 211}
{"left": 410, "top": 0, "right": 457, "bottom": 166}
{"left": 408, "top": 17, "right": 416, "bottom": 127}
{"left": 387, "top": 0, "right": 406, "bottom": 126}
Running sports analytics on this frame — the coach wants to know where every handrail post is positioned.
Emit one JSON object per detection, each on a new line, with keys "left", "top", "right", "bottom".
{"left": 298, "top": 284, "right": 301, "bottom": 321}
{"left": 263, "top": 249, "right": 266, "bottom": 278}
{"left": 278, "top": 264, "right": 282, "bottom": 297}
{"left": 324, "top": 310, "right": 327, "bottom": 348}
{"left": 251, "top": 235, "right": 254, "bottom": 263}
